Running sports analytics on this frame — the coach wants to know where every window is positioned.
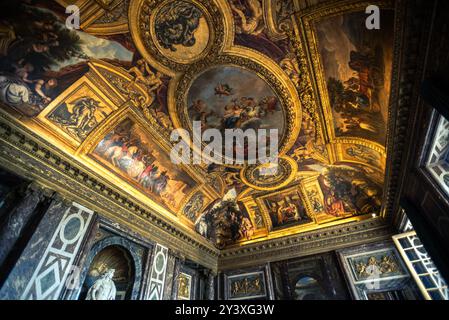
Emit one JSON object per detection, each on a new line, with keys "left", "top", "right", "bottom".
{"left": 393, "top": 213, "right": 448, "bottom": 300}
{"left": 426, "top": 115, "right": 449, "bottom": 196}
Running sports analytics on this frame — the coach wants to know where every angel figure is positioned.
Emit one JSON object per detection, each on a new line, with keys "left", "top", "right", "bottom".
{"left": 214, "top": 83, "right": 233, "bottom": 97}
{"left": 230, "top": 0, "right": 264, "bottom": 35}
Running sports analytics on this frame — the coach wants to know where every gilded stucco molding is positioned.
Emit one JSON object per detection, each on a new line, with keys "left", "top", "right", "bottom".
{"left": 218, "top": 218, "right": 393, "bottom": 270}
{"left": 383, "top": 0, "right": 431, "bottom": 221}
{"left": 0, "top": 0, "right": 416, "bottom": 269}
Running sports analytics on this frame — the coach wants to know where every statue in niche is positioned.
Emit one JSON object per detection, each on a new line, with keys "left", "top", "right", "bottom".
{"left": 86, "top": 268, "right": 117, "bottom": 300}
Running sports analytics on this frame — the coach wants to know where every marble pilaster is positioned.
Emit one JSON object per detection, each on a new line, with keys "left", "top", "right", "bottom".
{"left": 0, "top": 183, "right": 48, "bottom": 268}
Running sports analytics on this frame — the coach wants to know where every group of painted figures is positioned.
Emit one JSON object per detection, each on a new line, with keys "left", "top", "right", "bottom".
{"left": 326, "top": 46, "right": 388, "bottom": 142}
{"left": 0, "top": 2, "right": 86, "bottom": 116}
{"left": 95, "top": 129, "right": 170, "bottom": 197}
{"left": 190, "top": 93, "right": 279, "bottom": 131}
{"left": 0, "top": 0, "right": 388, "bottom": 250}
{"left": 319, "top": 166, "right": 382, "bottom": 217}
{"left": 267, "top": 196, "right": 309, "bottom": 228}
{"left": 356, "top": 255, "right": 399, "bottom": 278}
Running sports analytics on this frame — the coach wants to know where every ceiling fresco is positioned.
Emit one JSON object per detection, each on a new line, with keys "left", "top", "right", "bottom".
{"left": 314, "top": 10, "right": 394, "bottom": 146}
{"left": 0, "top": 0, "right": 394, "bottom": 249}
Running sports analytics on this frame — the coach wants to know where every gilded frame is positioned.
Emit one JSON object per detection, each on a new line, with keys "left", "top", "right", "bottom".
{"left": 295, "top": 0, "right": 394, "bottom": 151}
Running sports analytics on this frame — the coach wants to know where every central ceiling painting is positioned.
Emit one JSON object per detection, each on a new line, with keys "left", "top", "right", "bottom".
{"left": 188, "top": 66, "right": 283, "bottom": 133}
{"left": 187, "top": 65, "right": 284, "bottom": 160}
{"left": 0, "top": 0, "right": 395, "bottom": 249}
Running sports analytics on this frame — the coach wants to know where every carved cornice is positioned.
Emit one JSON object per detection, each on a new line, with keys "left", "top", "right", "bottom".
{"left": 0, "top": 109, "right": 220, "bottom": 271}
{"left": 383, "top": 0, "right": 436, "bottom": 221}
{"left": 218, "top": 218, "right": 393, "bottom": 270}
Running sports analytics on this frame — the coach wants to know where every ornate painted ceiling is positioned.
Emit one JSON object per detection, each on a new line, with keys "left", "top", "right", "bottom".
{"left": 0, "top": 0, "right": 393, "bottom": 249}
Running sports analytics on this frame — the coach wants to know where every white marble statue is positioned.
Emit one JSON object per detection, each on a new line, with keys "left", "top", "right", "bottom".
{"left": 86, "top": 269, "right": 117, "bottom": 300}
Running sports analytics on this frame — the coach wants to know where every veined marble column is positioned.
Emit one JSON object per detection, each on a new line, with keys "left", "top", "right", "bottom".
{"left": 0, "top": 183, "right": 48, "bottom": 268}
{"left": 206, "top": 271, "right": 216, "bottom": 300}
{"left": 162, "top": 250, "right": 177, "bottom": 300}
{"left": 171, "top": 256, "right": 182, "bottom": 300}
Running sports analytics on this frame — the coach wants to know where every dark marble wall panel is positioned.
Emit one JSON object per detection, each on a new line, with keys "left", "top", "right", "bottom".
{"left": 0, "top": 200, "right": 94, "bottom": 299}
{"left": 206, "top": 272, "right": 216, "bottom": 300}
{"left": 0, "top": 183, "right": 47, "bottom": 269}
{"left": 0, "top": 169, "right": 28, "bottom": 221}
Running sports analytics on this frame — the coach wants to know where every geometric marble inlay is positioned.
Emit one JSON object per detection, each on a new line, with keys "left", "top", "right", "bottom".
{"left": 20, "top": 203, "right": 94, "bottom": 300}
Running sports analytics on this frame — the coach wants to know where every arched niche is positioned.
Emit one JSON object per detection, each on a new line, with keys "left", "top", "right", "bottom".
{"left": 293, "top": 275, "right": 326, "bottom": 300}
{"left": 80, "top": 245, "right": 135, "bottom": 300}
{"left": 76, "top": 236, "right": 145, "bottom": 300}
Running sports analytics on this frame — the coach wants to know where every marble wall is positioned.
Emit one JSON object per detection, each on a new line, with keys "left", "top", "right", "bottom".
{"left": 0, "top": 169, "right": 213, "bottom": 300}
{"left": 220, "top": 244, "right": 423, "bottom": 300}
{"left": 0, "top": 199, "right": 94, "bottom": 299}
{"left": 0, "top": 176, "right": 423, "bottom": 301}
{"left": 0, "top": 177, "right": 426, "bottom": 300}
{"left": 0, "top": 183, "right": 48, "bottom": 269}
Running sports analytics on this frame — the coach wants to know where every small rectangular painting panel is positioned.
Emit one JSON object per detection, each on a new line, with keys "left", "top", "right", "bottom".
{"left": 263, "top": 189, "right": 311, "bottom": 230}
{"left": 227, "top": 271, "right": 267, "bottom": 300}
{"left": 177, "top": 273, "right": 192, "bottom": 300}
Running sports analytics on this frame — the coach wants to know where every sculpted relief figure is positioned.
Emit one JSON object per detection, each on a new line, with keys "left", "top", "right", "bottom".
{"left": 86, "top": 269, "right": 117, "bottom": 300}
{"left": 194, "top": 189, "right": 255, "bottom": 248}
{"left": 154, "top": 2, "right": 202, "bottom": 51}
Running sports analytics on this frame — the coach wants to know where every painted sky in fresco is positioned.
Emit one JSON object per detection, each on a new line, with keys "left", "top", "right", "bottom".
{"left": 187, "top": 66, "right": 285, "bottom": 134}
{"left": 51, "top": 31, "right": 133, "bottom": 71}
